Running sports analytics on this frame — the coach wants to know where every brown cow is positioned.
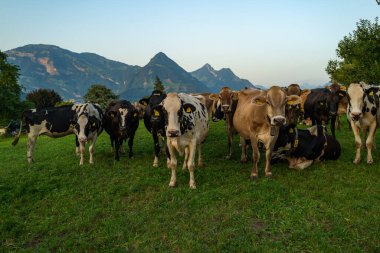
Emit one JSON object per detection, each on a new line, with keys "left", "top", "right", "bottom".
{"left": 209, "top": 87, "right": 239, "bottom": 159}
{"left": 190, "top": 93, "right": 216, "bottom": 117}
{"left": 233, "top": 86, "right": 301, "bottom": 179}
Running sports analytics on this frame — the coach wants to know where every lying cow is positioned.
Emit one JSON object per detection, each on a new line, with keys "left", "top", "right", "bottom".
{"left": 139, "top": 90, "right": 169, "bottom": 167}
{"left": 347, "top": 82, "right": 380, "bottom": 164}
{"left": 155, "top": 92, "right": 209, "bottom": 189}
{"left": 73, "top": 103, "right": 104, "bottom": 165}
{"left": 233, "top": 86, "right": 301, "bottom": 178}
{"left": 103, "top": 100, "right": 139, "bottom": 161}
{"left": 12, "top": 103, "right": 103, "bottom": 165}
{"left": 273, "top": 125, "right": 341, "bottom": 169}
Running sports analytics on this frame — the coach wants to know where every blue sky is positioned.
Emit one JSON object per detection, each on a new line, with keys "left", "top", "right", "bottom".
{"left": 0, "top": 0, "right": 379, "bottom": 87}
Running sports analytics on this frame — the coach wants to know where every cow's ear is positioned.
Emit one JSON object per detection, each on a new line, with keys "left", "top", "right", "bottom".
{"left": 139, "top": 98, "right": 149, "bottom": 106}
{"left": 338, "top": 90, "right": 346, "bottom": 97}
{"left": 152, "top": 105, "right": 162, "bottom": 117}
{"left": 287, "top": 95, "right": 301, "bottom": 105}
{"left": 183, "top": 103, "right": 196, "bottom": 113}
{"left": 209, "top": 93, "right": 219, "bottom": 101}
{"left": 340, "top": 85, "right": 347, "bottom": 91}
{"left": 251, "top": 95, "right": 266, "bottom": 106}
{"left": 108, "top": 111, "right": 116, "bottom": 118}
{"left": 231, "top": 92, "right": 239, "bottom": 100}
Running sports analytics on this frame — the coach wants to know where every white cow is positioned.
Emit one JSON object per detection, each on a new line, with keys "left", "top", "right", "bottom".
{"left": 159, "top": 93, "right": 209, "bottom": 189}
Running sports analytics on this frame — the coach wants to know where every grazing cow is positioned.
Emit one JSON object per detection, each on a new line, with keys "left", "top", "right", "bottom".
{"left": 139, "top": 90, "right": 168, "bottom": 167}
{"left": 103, "top": 100, "right": 139, "bottom": 161}
{"left": 233, "top": 86, "right": 301, "bottom": 178}
{"left": 273, "top": 125, "right": 340, "bottom": 169}
{"left": 73, "top": 103, "right": 104, "bottom": 165}
{"left": 303, "top": 83, "right": 346, "bottom": 137}
{"left": 209, "top": 87, "right": 239, "bottom": 159}
{"left": 12, "top": 103, "right": 103, "bottom": 165}
{"left": 346, "top": 82, "right": 380, "bottom": 164}
{"left": 156, "top": 92, "right": 209, "bottom": 189}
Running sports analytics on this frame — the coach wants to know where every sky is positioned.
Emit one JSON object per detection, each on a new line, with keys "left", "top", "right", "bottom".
{"left": 0, "top": 0, "right": 379, "bottom": 87}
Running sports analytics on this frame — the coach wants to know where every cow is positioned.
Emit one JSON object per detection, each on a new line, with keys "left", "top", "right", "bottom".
{"left": 139, "top": 90, "right": 168, "bottom": 167}
{"left": 209, "top": 87, "right": 239, "bottom": 159}
{"left": 133, "top": 101, "right": 146, "bottom": 120}
{"left": 103, "top": 100, "right": 139, "bottom": 161}
{"left": 337, "top": 95, "right": 349, "bottom": 130}
{"left": 346, "top": 82, "right": 380, "bottom": 164}
{"left": 233, "top": 86, "right": 301, "bottom": 179}
{"left": 190, "top": 93, "right": 215, "bottom": 117}
{"left": 155, "top": 92, "right": 209, "bottom": 189}
{"left": 303, "top": 83, "right": 346, "bottom": 137}
{"left": 273, "top": 125, "right": 341, "bottom": 170}
{"left": 73, "top": 103, "right": 104, "bottom": 165}
{"left": 12, "top": 103, "right": 103, "bottom": 165}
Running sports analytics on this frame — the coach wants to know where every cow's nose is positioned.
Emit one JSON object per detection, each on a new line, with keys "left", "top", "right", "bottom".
{"left": 273, "top": 117, "right": 285, "bottom": 125}
{"left": 222, "top": 105, "right": 230, "bottom": 112}
{"left": 351, "top": 112, "right": 362, "bottom": 120}
{"left": 167, "top": 129, "right": 180, "bottom": 137}
{"left": 330, "top": 111, "right": 337, "bottom": 116}
{"left": 79, "top": 137, "right": 87, "bottom": 142}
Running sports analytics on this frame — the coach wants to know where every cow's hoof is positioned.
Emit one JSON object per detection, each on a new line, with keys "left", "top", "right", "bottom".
{"left": 353, "top": 159, "right": 360, "bottom": 164}
{"left": 129, "top": 156, "right": 134, "bottom": 160}
{"left": 169, "top": 182, "right": 177, "bottom": 188}
{"left": 153, "top": 163, "right": 159, "bottom": 168}
{"left": 367, "top": 160, "right": 373, "bottom": 165}
{"left": 265, "top": 172, "right": 273, "bottom": 177}
{"left": 189, "top": 184, "right": 197, "bottom": 189}
{"left": 250, "top": 173, "right": 258, "bottom": 180}
{"left": 182, "top": 165, "right": 187, "bottom": 171}
{"left": 89, "top": 161, "right": 94, "bottom": 165}
{"left": 226, "top": 155, "right": 232, "bottom": 160}
{"left": 240, "top": 159, "right": 248, "bottom": 163}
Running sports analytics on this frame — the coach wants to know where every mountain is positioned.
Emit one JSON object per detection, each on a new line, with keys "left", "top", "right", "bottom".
{"left": 191, "top": 63, "right": 255, "bottom": 92}
{"left": 119, "top": 52, "right": 210, "bottom": 100}
{"left": 6, "top": 44, "right": 141, "bottom": 100}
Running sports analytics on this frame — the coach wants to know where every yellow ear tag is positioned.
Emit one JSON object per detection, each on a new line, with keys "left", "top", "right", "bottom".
{"left": 294, "top": 139, "right": 299, "bottom": 148}
{"left": 289, "top": 128, "right": 294, "bottom": 133}
{"left": 255, "top": 99, "right": 265, "bottom": 105}
{"left": 319, "top": 102, "right": 324, "bottom": 105}
{"left": 287, "top": 100, "right": 295, "bottom": 105}
{"left": 339, "top": 93, "right": 344, "bottom": 96}
{"left": 134, "top": 112, "right": 137, "bottom": 117}
{"left": 154, "top": 110, "right": 160, "bottom": 117}
{"left": 186, "top": 107, "right": 192, "bottom": 113}
{"left": 369, "top": 91, "right": 374, "bottom": 96}
{"left": 92, "top": 122, "right": 96, "bottom": 127}
{"left": 143, "top": 101, "right": 147, "bottom": 106}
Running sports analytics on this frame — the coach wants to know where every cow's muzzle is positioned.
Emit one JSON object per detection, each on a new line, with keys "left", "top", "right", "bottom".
{"left": 167, "top": 129, "right": 180, "bottom": 137}
{"left": 222, "top": 105, "right": 230, "bottom": 112}
{"left": 351, "top": 112, "right": 362, "bottom": 121}
{"left": 79, "top": 136, "right": 87, "bottom": 143}
{"left": 271, "top": 116, "right": 286, "bottom": 126}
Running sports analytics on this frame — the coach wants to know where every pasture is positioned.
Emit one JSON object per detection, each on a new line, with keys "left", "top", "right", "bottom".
{"left": 1, "top": 119, "right": 380, "bottom": 252}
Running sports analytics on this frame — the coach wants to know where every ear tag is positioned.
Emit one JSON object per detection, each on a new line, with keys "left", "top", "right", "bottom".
{"left": 143, "top": 101, "right": 147, "bottom": 106}
{"left": 319, "top": 102, "right": 324, "bottom": 105}
{"left": 369, "top": 91, "right": 374, "bottom": 96}
{"left": 339, "top": 93, "right": 344, "bottom": 97}
{"left": 294, "top": 139, "right": 299, "bottom": 148}
{"left": 111, "top": 114, "right": 114, "bottom": 118}
{"left": 134, "top": 112, "right": 137, "bottom": 117}
{"left": 287, "top": 100, "right": 294, "bottom": 105}
{"left": 186, "top": 107, "right": 192, "bottom": 113}
{"left": 92, "top": 122, "right": 96, "bottom": 127}
{"left": 154, "top": 109, "right": 160, "bottom": 117}
{"left": 289, "top": 128, "right": 294, "bottom": 133}
{"left": 255, "top": 99, "right": 265, "bottom": 105}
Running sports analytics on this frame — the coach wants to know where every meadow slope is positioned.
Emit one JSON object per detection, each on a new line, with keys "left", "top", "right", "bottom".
{"left": 1, "top": 119, "right": 380, "bottom": 252}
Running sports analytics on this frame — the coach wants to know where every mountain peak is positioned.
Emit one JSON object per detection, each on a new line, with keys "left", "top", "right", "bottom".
{"left": 151, "top": 52, "right": 170, "bottom": 61}
{"left": 201, "top": 63, "right": 215, "bottom": 71}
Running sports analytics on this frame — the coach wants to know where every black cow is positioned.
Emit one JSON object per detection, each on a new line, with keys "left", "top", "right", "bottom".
{"left": 103, "top": 100, "right": 139, "bottom": 161}
{"left": 273, "top": 124, "right": 340, "bottom": 169}
{"left": 303, "top": 84, "right": 346, "bottom": 137}
{"left": 139, "top": 90, "right": 169, "bottom": 167}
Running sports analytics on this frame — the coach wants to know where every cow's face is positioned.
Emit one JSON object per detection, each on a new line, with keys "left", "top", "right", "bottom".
{"left": 209, "top": 87, "right": 237, "bottom": 113}
{"left": 347, "top": 83, "right": 366, "bottom": 121}
{"left": 163, "top": 93, "right": 196, "bottom": 137}
{"left": 211, "top": 99, "right": 224, "bottom": 122}
{"left": 109, "top": 107, "right": 138, "bottom": 137}
{"left": 285, "top": 103, "right": 302, "bottom": 127}
{"left": 326, "top": 84, "right": 347, "bottom": 116}
{"left": 74, "top": 113, "right": 99, "bottom": 143}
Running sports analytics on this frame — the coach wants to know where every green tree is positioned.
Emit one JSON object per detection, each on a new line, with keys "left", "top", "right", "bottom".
{"left": 153, "top": 76, "right": 165, "bottom": 91}
{"left": 26, "top": 88, "right": 63, "bottom": 109}
{"left": 0, "top": 51, "right": 22, "bottom": 122}
{"left": 326, "top": 17, "right": 380, "bottom": 85}
{"left": 84, "top": 84, "right": 118, "bottom": 109}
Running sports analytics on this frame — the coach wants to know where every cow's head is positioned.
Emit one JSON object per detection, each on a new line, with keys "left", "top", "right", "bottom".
{"left": 161, "top": 93, "right": 196, "bottom": 137}
{"left": 210, "top": 99, "right": 224, "bottom": 122}
{"left": 314, "top": 97, "right": 330, "bottom": 123}
{"left": 287, "top": 83, "right": 301, "bottom": 96}
{"left": 209, "top": 87, "right": 238, "bottom": 113}
{"left": 74, "top": 104, "right": 101, "bottom": 143}
{"left": 107, "top": 105, "right": 139, "bottom": 138}
{"left": 252, "top": 86, "right": 301, "bottom": 126}
{"left": 326, "top": 83, "right": 347, "bottom": 117}
{"left": 347, "top": 82, "right": 378, "bottom": 121}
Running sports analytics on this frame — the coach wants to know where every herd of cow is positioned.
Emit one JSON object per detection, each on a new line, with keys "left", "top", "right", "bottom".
{"left": 11, "top": 82, "right": 380, "bottom": 188}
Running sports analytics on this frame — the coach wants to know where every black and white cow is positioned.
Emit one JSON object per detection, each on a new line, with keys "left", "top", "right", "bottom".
{"left": 73, "top": 103, "right": 103, "bottom": 165}
{"left": 103, "top": 100, "right": 139, "bottom": 161}
{"left": 347, "top": 82, "right": 380, "bottom": 164}
{"left": 273, "top": 124, "right": 341, "bottom": 169}
{"left": 139, "top": 90, "right": 168, "bottom": 167}
{"left": 12, "top": 103, "right": 103, "bottom": 165}
{"left": 156, "top": 93, "right": 209, "bottom": 189}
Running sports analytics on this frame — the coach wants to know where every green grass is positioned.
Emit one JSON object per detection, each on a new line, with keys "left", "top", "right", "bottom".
{"left": 1, "top": 119, "right": 380, "bottom": 252}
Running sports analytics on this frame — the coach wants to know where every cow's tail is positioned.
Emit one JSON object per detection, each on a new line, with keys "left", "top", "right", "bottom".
{"left": 12, "top": 120, "right": 23, "bottom": 146}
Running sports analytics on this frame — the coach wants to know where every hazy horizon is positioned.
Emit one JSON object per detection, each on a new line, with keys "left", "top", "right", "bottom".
{"left": 1, "top": 0, "right": 379, "bottom": 87}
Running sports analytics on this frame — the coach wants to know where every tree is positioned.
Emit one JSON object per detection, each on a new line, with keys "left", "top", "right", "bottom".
{"left": 26, "top": 88, "right": 63, "bottom": 109}
{"left": 326, "top": 17, "right": 380, "bottom": 85}
{"left": 153, "top": 76, "right": 165, "bottom": 91}
{"left": 84, "top": 84, "right": 118, "bottom": 109}
{"left": 0, "top": 51, "right": 22, "bottom": 122}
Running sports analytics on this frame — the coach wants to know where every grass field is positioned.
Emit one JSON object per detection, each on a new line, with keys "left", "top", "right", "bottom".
{"left": 1, "top": 119, "right": 380, "bottom": 252}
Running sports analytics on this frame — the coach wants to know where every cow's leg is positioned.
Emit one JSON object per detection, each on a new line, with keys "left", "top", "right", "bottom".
{"left": 226, "top": 124, "right": 233, "bottom": 160}
{"left": 187, "top": 140, "right": 197, "bottom": 189}
{"left": 115, "top": 138, "right": 120, "bottom": 161}
{"left": 362, "top": 128, "right": 368, "bottom": 149}
{"left": 250, "top": 137, "right": 259, "bottom": 179}
{"left": 330, "top": 116, "right": 336, "bottom": 137}
{"left": 167, "top": 141, "right": 177, "bottom": 188}
{"left": 75, "top": 136, "right": 80, "bottom": 156}
{"left": 337, "top": 115, "right": 342, "bottom": 130}
{"left": 197, "top": 143, "right": 203, "bottom": 168}
{"left": 153, "top": 132, "right": 160, "bottom": 167}
{"left": 79, "top": 141, "right": 85, "bottom": 165}
{"left": 182, "top": 147, "right": 189, "bottom": 170}
{"left": 89, "top": 136, "right": 97, "bottom": 164}
{"left": 366, "top": 122, "right": 377, "bottom": 164}
{"left": 27, "top": 133, "right": 38, "bottom": 164}
{"left": 128, "top": 132, "right": 136, "bottom": 159}
{"left": 351, "top": 121, "right": 362, "bottom": 164}
{"left": 264, "top": 137, "right": 275, "bottom": 177}
{"left": 240, "top": 136, "right": 248, "bottom": 163}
